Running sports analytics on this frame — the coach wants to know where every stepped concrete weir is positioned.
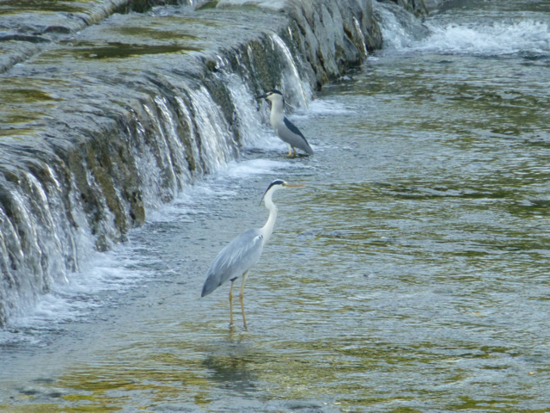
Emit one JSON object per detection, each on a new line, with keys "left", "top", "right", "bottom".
{"left": 0, "top": 0, "right": 387, "bottom": 325}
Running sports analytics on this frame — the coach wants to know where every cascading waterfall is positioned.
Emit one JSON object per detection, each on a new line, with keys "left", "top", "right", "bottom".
{"left": 0, "top": 0, "right": 381, "bottom": 329}
{"left": 373, "top": 1, "right": 431, "bottom": 50}
{"left": 0, "top": 84, "right": 232, "bottom": 327}
{"left": 142, "top": 101, "right": 184, "bottom": 198}
{"left": 353, "top": 17, "right": 369, "bottom": 57}
{"left": 0, "top": 151, "right": 95, "bottom": 325}
{"left": 0, "top": 38, "right": 313, "bottom": 330}
{"left": 375, "top": 0, "right": 550, "bottom": 56}
{"left": 185, "top": 85, "right": 238, "bottom": 172}
{"left": 270, "top": 33, "right": 311, "bottom": 109}
{"left": 222, "top": 73, "right": 267, "bottom": 148}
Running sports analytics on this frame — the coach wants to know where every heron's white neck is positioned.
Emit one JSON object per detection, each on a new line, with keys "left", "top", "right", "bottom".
{"left": 261, "top": 190, "right": 278, "bottom": 244}
{"left": 269, "top": 98, "right": 285, "bottom": 128}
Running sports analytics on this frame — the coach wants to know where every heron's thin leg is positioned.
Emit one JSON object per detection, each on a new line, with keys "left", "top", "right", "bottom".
{"left": 292, "top": 147, "right": 297, "bottom": 157}
{"left": 286, "top": 144, "right": 293, "bottom": 157}
{"left": 229, "top": 277, "right": 237, "bottom": 327}
{"left": 239, "top": 271, "right": 249, "bottom": 329}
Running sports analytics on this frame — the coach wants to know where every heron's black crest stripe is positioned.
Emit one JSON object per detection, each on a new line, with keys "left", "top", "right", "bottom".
{"left": 266, "top": 179, "right": 285, "bottom": 191}
{"left": 268, "top": 89, "right": 283, "bottom": 95}
{"left": 261, "top": 180, "right": 285, "bottom": 201}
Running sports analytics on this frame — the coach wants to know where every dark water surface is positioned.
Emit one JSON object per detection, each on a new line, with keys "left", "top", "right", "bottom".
{"left": 1, "top": 0, "right": 550, "bottom": 412}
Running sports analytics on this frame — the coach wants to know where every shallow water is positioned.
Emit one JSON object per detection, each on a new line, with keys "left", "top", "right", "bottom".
{"left": 2, "top": 1, "right": 550, "bottom": 412}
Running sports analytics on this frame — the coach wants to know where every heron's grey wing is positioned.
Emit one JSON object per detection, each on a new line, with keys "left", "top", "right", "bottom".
{"left": 281, "top": 117, "right": 314, "bottom": 155}
{"left": 201, "top": 229, "right": 264, "bottom": 297}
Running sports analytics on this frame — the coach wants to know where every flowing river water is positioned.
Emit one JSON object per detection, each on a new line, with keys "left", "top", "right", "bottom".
{"left": 1, "top": 0, "right": 550, "bottom": 411}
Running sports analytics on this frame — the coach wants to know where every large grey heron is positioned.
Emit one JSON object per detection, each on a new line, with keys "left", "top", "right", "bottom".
{"left": 256, "top": 89, "right": 314, "bottom": 157}
{"left": 201, "top": 179, "right": 303, "bottom": 328}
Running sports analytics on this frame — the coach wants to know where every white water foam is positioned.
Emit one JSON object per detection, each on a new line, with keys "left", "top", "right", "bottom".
{"left": 1, "top": 249, "right": 145, "bottom": 345}
{"left": 374, "top": 2, "right": 430, "bottom": 51}
{"left": 145, "top": 160, "right": 290, "bottom": 224}
{"left": 221, "top": 158, "right": 312, "bottom": 180}
{"left": 376, "top": 2, "right": 550, "bottom": 56}
{"left": 416, "top": 19, "right": 550, "bottom": 56}
{"left": 293, "top": 99, "right": 353, "bottom": 118}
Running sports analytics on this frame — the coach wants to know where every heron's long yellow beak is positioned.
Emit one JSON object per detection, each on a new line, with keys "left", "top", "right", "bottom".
{"left": 285, "top": 183, "right": 305, "bottom": 188}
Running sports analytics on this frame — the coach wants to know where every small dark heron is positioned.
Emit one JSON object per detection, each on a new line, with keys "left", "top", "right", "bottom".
{"left": 256, "top": 89, "right": 314, "bottom": 157}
